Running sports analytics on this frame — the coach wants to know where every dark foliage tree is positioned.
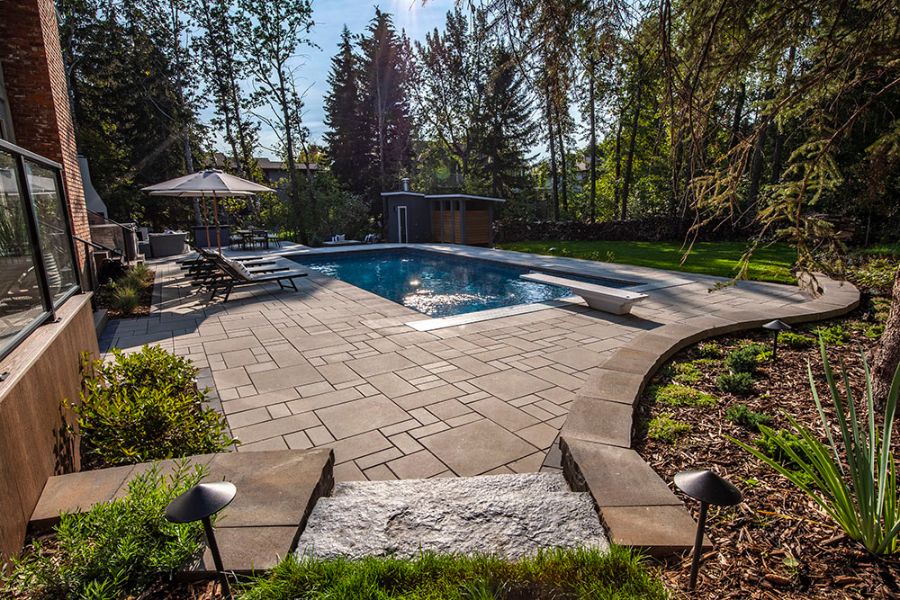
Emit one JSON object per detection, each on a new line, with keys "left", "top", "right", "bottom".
{"left": 324, "top": 26, "right": 367, "bottom": 198}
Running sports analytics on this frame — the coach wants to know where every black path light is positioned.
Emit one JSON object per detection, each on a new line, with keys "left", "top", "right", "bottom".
{"left": 165, "top": 481, "right": 237, "bottom": 599}
{"left": 674, "top": 469, "right": 743, "bottom": 592}
{"left": 762, "top": 319, "right": 792, "bottom": 361}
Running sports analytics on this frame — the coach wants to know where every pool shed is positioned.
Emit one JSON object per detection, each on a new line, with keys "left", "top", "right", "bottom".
{"left": 382, "top": 189, "right": 504, "bottom": 245}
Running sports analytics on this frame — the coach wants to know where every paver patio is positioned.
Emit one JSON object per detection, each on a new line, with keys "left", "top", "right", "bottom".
{"left": 100, "top": 244, "right": 811, "bottom": 482}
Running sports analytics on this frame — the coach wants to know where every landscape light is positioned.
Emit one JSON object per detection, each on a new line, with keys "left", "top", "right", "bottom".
{"left": 674, "top": 469, "right": 743, "bottom": 591}
{"left": 165, "top": 481, "right": 237, "bottom": 599}
{"left": 762, "top": 319, "right": 792, "bottom": 361}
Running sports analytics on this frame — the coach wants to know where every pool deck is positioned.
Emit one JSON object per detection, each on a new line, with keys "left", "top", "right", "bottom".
{"left": 100, "top": 243, "right": 825, "bottom": 483}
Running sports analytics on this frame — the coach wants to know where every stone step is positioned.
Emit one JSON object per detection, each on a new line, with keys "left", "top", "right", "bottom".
{"left": 297, "top": 473, "right": 608, "bottom": 560}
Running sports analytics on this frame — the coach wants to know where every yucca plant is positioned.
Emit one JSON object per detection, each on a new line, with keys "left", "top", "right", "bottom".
{"left": 732, "top": 338, "right": 899, "bottom": 555}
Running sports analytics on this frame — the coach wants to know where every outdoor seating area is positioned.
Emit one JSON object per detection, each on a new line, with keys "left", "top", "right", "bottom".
{"left": 231, "top": 228, "right": 282, "bottom": 250}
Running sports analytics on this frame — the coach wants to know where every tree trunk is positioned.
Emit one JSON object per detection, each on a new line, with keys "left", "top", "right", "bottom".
{"left": 613, "top": 109, "right": 623, "bottom": 220}
{"left": 546, "top": 84, "right": 559, "bottom": 220}
{"left": 555, "top": 99, "right": 568, "bottom": 214}
{"left": 588, "top": 57, "right": 597, "bottom": 223}
{"left": 621, "top": 70, "right": 642, "bottom": 221}
{"left": 872, "top": 265, "right": 900, "bottom": 406}
{"left": 728, "top": 82, "right": 745, "bottom": 149}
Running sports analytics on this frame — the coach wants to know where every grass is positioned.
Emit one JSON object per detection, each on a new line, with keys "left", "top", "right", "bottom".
{"left": 237, "top": 547, "right": 668, "bottom": 600}
{"left": 497, "top": 240, "right": 797, "bottom": 284}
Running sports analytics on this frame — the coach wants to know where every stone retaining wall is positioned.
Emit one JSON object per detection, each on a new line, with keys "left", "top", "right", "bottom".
{"left": 559, "top": 274, "right": 861, "bottom": 556}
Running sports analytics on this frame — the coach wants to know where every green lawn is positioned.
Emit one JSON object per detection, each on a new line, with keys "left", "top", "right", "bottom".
{"left": 238, "top": 547, "right": 668, "bottom": 600}
{"left": 498, "top": 240, "right": 797, "bottom": 284}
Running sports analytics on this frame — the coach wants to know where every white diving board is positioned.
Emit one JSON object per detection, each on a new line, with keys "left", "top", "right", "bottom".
{"left": 521, "top": 272, "right": 648, "bottom": 315}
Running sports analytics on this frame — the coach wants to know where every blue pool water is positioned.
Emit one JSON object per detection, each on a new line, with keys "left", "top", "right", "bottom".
{"left": 290, "top": 250, "right": 634, "bottom": 318}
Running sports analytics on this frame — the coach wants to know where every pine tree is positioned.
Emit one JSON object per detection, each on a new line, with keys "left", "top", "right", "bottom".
{"left": 475, "top": 48, "right": 534, "bottom": 197}
{"left": 358, "top": 8, "right": 414, "bottom": 207}
{"left": 324, "top": 27, "right": 367, "bottom": 197}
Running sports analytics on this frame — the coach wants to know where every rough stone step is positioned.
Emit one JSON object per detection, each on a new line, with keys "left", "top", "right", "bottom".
{"left": 297, "top": 473, "right": 608, "bottom": 560}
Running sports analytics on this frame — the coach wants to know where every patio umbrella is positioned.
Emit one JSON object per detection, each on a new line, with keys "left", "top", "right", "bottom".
{"left": 141, "top": 170, "right": 274, "bottom": 251}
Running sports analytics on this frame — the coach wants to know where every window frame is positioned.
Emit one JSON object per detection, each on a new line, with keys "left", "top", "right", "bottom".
{"left": 0, "top": 137, "right": 81, "bottom": 361}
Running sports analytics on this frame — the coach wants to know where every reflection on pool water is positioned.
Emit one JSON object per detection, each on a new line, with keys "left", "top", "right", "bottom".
{"left": 290, "top": 250, "right": 633, "bottom": 318}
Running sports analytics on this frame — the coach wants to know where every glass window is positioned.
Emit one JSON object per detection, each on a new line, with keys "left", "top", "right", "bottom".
{"left": 24, "top": 160, "right": 79, "bottom": 306}
{"left": 0, "top": 150, "right": 48, "bottom": 354}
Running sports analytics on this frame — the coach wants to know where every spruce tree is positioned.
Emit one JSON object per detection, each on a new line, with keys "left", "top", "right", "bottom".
{"left": 324, "top": 26, "right": 367, "bottom": 197}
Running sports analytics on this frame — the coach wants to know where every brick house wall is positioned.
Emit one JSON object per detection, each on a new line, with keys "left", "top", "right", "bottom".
{"left": 0, "top": 0, "right": 91, "bottom": 266}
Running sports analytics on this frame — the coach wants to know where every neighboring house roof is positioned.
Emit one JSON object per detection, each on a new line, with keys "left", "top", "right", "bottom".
{"left": 212, "top": 152, "right": 320, "bottom": 172}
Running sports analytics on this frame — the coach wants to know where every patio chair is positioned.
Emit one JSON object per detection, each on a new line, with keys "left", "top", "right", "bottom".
{"left": 207, "top": 255, "right": 308, "bottom": 303}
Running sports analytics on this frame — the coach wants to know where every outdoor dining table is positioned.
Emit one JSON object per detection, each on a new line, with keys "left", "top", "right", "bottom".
{"left": 234, "top": 229, "right": 270, "bottom": 250}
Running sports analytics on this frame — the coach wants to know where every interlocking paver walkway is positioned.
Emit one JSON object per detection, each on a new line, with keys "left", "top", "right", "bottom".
{"left": 100, "top": 245, "right": 809, "bottom": 481}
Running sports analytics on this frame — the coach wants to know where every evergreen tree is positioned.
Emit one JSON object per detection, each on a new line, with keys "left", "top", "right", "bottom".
{"left": 324, "top": 26, "right": 367, "bottom": 197}
{"left": 358, "top": 8, "right": 414, "bottom": 208}
{"left": 475, "top": 48, "right": 534, "bottom": 197}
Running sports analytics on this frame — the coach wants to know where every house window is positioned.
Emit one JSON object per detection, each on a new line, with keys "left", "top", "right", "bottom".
{"left": 0, "top": 139, "right": 80, "bottom": 360}
{"left": 0, "top": 64, "right": 14, "bottom": 143}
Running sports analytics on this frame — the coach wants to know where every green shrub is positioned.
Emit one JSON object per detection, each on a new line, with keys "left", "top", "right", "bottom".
{"left": 717, "top": 371, "right": 755, "bottom": 395}
{"left": 725, "top": 343, "right": 768, "bottom": 374}
{"left": 725, "top": 403, "right": 772, "bottom": 431}
{"left": 2, "top": 463, "right": 205, "bottom": 599}
{"left": 670, "top": 361, "right": 703, "bottom": 384}
{"left": 120, "top": 263, "right": 154, "bottom": 290}
{"left": 648, "top": 413, "right": 692, "bottom": 443}
{"left": 812, "top": 324, "right": 849, "bottom": 346}
{"left": 240, "top": 546, "right": 668, "bottom": 600}
{"left": 650, "top": 383, "right": 717, "bottom": 407}
{"left": 732, "top": 340, "right": 900, "bottom": 555}
{"left": 851, "top": 257, "right": 898, "bottom": 294}
{"left": 73, "top": 346, "right": 236, "bottom": 469}
{"left": 779, "top": 331, "right": 815, "bottom": 349}
{"left": 109, "top": 283, "right": 140, "bottom": 315}
{"left": 697, "top": 342, "right": 723, "bottom": 358}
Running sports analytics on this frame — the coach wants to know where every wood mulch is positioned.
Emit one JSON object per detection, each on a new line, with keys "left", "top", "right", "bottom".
{"left": 636, "top": 299, "right": 900, "bottom": 599}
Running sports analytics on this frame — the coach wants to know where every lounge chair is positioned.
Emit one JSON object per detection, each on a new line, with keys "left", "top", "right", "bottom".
{"left": 207, "top": 255, "right": 308, "bottom": 303}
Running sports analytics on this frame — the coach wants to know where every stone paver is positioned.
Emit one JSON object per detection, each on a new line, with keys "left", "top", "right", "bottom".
{"left": 102, "top": 244, "right": 816, "bottom": 481}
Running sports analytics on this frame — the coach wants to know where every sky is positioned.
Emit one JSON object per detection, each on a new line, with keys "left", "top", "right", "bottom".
{"left": 208, "top": 0, "right": 456, "bottom": 158}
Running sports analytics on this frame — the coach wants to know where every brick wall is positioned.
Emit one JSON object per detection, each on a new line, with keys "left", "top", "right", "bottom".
{"left": 0, "top": 0, "right": 91, "bottom": 266}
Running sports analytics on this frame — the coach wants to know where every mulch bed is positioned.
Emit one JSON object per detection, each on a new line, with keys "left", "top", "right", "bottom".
{"left": 95, "top": 270, "right": 155, "bottom": 319}
{"left": 636, "top": 300, "right": 900, "bottom": 598}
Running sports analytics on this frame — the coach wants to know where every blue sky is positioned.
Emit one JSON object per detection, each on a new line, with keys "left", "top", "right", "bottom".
{"left": 209, "top": 0, "right": 455, "bottom": 157}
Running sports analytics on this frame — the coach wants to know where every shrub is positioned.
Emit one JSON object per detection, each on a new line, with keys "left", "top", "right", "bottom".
{"left": 697, "top": 342, "right": 723, "bottom": 358}
{"left": 73, "top": 346, "right": 236, "bottom": 469}
{"left": 717, "top": 371, "right": 755, "bottom": 395}
{"left": 650, "top": 383, "right": 717, "bottom": 407}
{"left": 725, "top": 403, "right": 772, "bottom": 432}
{"left": 109, "top": 283, "right": 140, "bottom": 315}
{"left": 240, "top": 547, "right": 668, "bottom": 600}
{"left": 670, "top": 361, "right": 703, "bottom": 384}
{"left": 648, "top": 413, "right": 692, "bottom": 443}
{"left": 725, "top": 343, "right": 768, "bottom": 374}
{"left": 851, "top": 257, "right": 898, "bottom": 294}
{"left": 2, "top": 463, "right": 205, "bottom": 599}
{"left": 812, "top": 324, "right": 849, "bottom": 346}
{"left": 119, "top": 263, "right": 154, "bottom": 290}
{"left": 732, "top": 340, "right": 900, "bottom": 555}
{"left": 778, "top": 331, "right": 815, "bottom": 349}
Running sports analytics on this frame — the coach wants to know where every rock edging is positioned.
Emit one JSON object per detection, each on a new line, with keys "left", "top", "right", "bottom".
{"left": 559, "top": 274, "right": 860, "bottom": 556}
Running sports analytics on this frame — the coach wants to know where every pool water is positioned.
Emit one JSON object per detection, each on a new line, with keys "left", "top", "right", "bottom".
{"left": 291, "top": 250, "right": 633, "bottom": 318}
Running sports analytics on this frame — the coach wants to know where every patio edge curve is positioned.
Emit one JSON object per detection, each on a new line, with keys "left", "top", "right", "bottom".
{"left": 559, "top": 273, "right": 861, "bottom": 557}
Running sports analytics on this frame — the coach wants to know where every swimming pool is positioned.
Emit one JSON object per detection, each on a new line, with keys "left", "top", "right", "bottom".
{"left": 290, "top": 250, "right": 634, "bottom": 318}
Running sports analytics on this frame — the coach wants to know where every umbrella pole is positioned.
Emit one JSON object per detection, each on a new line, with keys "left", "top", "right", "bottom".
{"left": 203, "top": 197, "right": 210, "bottom": 249}
{"left": 213, "top": 192, "right": 222, "bottom": 251}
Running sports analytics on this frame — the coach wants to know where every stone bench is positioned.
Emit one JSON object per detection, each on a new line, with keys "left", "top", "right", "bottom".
{"left": 521, "top": 272, "right": 648, "bottom": 314}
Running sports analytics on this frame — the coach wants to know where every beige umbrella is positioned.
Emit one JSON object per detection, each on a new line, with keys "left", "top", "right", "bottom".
{"left": 142, "top": 169, "right": 274, "bottom": 250}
